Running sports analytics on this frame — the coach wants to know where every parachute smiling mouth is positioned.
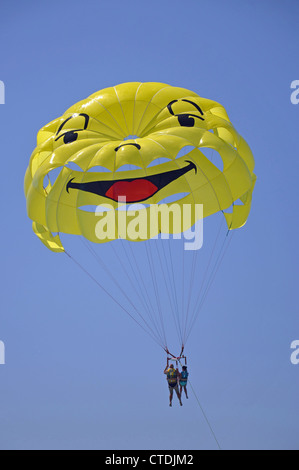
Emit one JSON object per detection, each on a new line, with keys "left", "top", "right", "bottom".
{"left": 66, "top": 160, "right": 197, "bottom": 203}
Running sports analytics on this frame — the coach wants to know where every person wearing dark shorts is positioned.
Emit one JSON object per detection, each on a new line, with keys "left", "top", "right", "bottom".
{"left": 179, "top": 365, "right": 189, "bottom": 399}
{"left": 164, "top": 363, "right": 182, "bottom": 407}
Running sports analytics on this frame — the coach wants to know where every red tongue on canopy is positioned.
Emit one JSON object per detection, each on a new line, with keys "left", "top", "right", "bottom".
{"left": 105, "top": 179, "right": 158, "bottom": 203}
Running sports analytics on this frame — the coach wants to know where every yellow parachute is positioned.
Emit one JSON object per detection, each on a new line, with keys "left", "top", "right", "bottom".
{"left": 24, "top": 82, "right": 256, "bottom": 252}
{"left": 25, "top": 82, "right": 256, "bottom": 356}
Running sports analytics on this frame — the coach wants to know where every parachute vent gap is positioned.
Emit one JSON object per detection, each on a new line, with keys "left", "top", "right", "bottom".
{"left": 87, "top": 165, "right": 111, "bottom": 173}
{"left": 223, "top": 204, "right": 234, "bottom": 214}
{"left": 157, "top": 193, "right": 190, "bottom": 204}
{"left": 116, "top": 203, "right": 151, "bottom": 211}
{"left": 223, "top": 199, "right": 245, "bottom": 215}
{"left": 147, "top": 157, "right": 172, "bottom": 167}
{"left": 175, "top": 146, "right": 196, "bottom": 159}
{"left": 124, "top": 135, "right": 139, "bottom": 140}
{"left": 233, "top": 198, "right": 244, "bottom": 206}
{"left": 115, "top": 164, "right": 143, "bottom": 172}
{"left": 199, "top": 147, "right": 224, "bottom": 172}
{"left": 66, "top": 162, "right": 84, "bottom": 172}
{"left": 43, "top": 175, "right": 49, "bottom": 190}
{"left": 43, "top": 167, "right": 63, "bottom": 188}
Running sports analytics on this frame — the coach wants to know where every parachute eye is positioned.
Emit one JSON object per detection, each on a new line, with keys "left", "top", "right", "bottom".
{"left": 54, "top": 130, "right": 79, "bottom": 144}
{"left": 178, "top": 114, "right": 196, "bottom": 127}
{"left": 63, "top": 131, "right": 78, "bottom": 144}
{"left": 167, "top": 100, "right": 205, "bottom": 128}
{"left": 55, "top": 113, "right": 90, "bottom": 144}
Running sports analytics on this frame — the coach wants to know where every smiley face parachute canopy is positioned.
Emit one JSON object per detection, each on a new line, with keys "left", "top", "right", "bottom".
{"left": 24, "top": 82, "right": 255, "bottom": 251}
{"left": 24, "top": 82, "right": 256, "bottom": 354}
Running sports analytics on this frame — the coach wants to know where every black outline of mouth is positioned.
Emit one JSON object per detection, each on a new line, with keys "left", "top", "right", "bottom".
{"left": 66, "top": 160, "right": 197, "bottom": 203}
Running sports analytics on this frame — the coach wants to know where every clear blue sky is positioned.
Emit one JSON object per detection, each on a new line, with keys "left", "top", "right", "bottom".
{"left": 0, "top": 0, "right": 298, "bottom": 450}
